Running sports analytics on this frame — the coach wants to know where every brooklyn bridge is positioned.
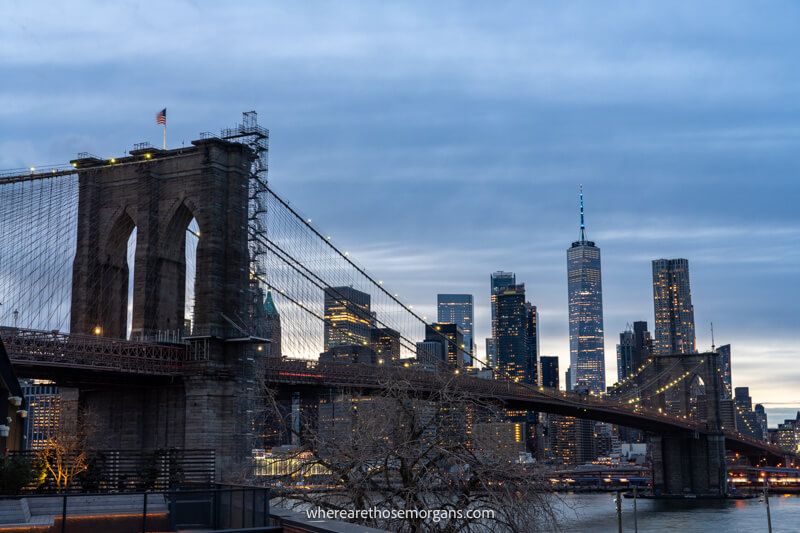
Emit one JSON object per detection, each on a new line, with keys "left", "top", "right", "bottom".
{"left": 0, "top": 112, "right": 793, "bottom": 498}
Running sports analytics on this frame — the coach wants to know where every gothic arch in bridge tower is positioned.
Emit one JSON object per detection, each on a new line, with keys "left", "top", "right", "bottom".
{"left": 67, "top": 137, "right": 261, "bottom": 477}
{"left": 155, "top": 200, "right": 201, "bottom": 337}
{"left": 642, "top": 355, "right": 720, "bottom": 425}
{"left": 636, "top": 352, "right": 728, "bottom": 496}
{"left": 70, "top": 140, "right": 255, "bottom": 343}
{"left": 72, "top": 206, "right": 136, "bottom": 339}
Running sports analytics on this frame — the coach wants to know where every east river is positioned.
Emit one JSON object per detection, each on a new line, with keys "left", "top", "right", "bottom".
{"left": 555, "top": 492, "right": 800, "bottom": 532}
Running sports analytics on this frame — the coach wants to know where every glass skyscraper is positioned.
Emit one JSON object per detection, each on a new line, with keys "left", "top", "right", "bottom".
{"left": 717, "top": 344, "right": 732, "bottom": 398}
{"left": 437, "top": 294, "right": 475, "bottom": 366}
{"left": 652, "top": 258, "right": 696, "bottom": 355}
{"left": 616, "top": 321, "right": 652, "bottom": 383}
{"left": 488, "top": 272, "right": 516, "bottom": 370}
{"left": 323, "top": 286, "right": 372, "bottom": 350}
{"left": 567, "top": 188, "right": 605, "bottom": 393}
{"left": 495, "top": 284, "right": 530, "bottom": 383}
{"left": 616, "top": 329, "right": 635, "bottom": 384}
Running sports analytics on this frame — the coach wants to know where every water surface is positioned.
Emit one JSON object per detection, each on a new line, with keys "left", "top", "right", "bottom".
{"left": 556, "top": 492, "right": 799, "bottom": 532}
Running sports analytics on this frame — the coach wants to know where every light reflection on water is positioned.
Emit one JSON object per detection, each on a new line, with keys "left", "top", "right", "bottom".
{"left": 555, "top": 492, "right": 800, "bottom": 533}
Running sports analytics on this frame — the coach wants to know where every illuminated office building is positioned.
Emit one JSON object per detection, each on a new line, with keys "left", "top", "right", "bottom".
{"left": 323, "top": 286, "right": 372, "bottom": 350}
{"left": 495, "top": 284, "right": 530, "bottom": 383}
{"left": 20, "top": 380, "right": 61, "bottom": 450}
{"left": 567, "top": 188, "right": 605, "bottom": 393}
{"left": 652, "top": 258, "right": 696, "bottom": 355}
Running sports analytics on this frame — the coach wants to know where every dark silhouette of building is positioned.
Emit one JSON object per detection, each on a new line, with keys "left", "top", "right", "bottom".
{"left": 0, "top": 339, "right": 25, "bottom": 453}
{"left": 319, "top": 344, "right": 378, "bottom": 365}
{"left": 424, "top": 323, "right": 465, "bottom": 369}
{"left": 495, "top": 285, "right": 529, "bottom": 383}
{"left": 717, "top": 344, "right": 732, "bottom": 398}
{"left": 616, "top": 321, "right": 652, "bottom": 382}
{"left": 371, "top": 327, "right": 400, "bottom": 363}
{"left": 632, "top": 321, "right": 652, "bottom": 370}
{"left": 540, "top": 356, "right": 559, "bottom": 389}
{"left": 524, "top": 302, "right": 539, "bottom": 386}
{"left": 734, "top": 386, "right": 767, "bottom": 440}
{"left": 254, "top": 290, "right": 281, "bottom": 357}
{"left": 538, "top": 355, "right": 560, "bottom": 461}
{"left": 488, "top": 271, "right": 516, "bottom": 369}
{"left": 415, "top": 340, "right": 445, "bottom": 368}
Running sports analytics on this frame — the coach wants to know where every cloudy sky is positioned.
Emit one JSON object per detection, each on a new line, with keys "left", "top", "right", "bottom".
{"left": 2, "top": 1, "right": 798, "bottom": 423}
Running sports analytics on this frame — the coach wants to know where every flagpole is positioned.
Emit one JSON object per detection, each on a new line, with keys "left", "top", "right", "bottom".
{"left": 163, "top": 123, "right": 167, "bottom": 150}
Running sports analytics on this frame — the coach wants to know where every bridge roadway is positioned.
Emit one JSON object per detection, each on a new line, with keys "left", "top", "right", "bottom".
{"left": 0, "top": 328, "right": 789, "bottom": 462}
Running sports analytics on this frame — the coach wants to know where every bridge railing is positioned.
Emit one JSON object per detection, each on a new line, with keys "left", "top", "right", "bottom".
{"left": 0, "top": 327, "right": 188, "bottom": 376}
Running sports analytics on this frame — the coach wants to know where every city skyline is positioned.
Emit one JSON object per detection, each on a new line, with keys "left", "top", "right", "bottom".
{"left": 1, "top": 2, "right": 797, "bottom": 418}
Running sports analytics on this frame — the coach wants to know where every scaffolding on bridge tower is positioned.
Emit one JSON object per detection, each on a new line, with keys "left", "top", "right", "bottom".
{"left": 217, "top": 112, "right": 275, "bottom": 354}
{"left": 220, "top": 111, "right": 270, "bottom": 286}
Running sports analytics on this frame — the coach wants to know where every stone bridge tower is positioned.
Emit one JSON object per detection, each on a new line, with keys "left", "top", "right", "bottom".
{"left": 68, "top": 136, "right": 264, "bottom": 477}
{"left": 637, "top": 352, "right": 728, "bottom": 496}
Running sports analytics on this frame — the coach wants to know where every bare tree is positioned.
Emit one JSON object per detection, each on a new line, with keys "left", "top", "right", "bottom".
{"left": 262, "top": 370, "right": 564, "bottom": 532}
{"left": 37, "top": 402, "right": 106, "bottom": 491}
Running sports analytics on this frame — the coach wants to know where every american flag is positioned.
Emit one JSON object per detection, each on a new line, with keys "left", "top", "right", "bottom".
{"left": 156, "top": 108, "right": 167, "bottom": 125}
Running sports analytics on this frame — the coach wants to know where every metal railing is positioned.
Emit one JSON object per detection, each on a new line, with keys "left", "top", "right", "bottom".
{"left": 1, "top": 327, "right": 189, "bottom": 376}
{"left": 0, "top": 485, "right": 273, "bottom": 532}
{"left": 8, "top": 449, "right": 215, "bottom": 493}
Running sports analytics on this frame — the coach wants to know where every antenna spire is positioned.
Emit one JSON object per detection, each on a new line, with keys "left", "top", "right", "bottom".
{"left": 579, "top": 185, "right": 586, "bottom": 241}
{"left": 711, "top": 322, "right": 716, "bottom": 352}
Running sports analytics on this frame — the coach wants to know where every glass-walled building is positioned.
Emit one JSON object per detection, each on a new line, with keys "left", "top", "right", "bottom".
{"left": 567, "top": 188, "right": 605, "bottom": 393}
{"left": 437, "top": 294, "right": 475, "bottom": 366}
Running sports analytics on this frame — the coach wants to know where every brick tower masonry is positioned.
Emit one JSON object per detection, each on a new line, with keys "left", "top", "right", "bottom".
{"left": 69, "top": 138, "right": 265, "bottom": 478}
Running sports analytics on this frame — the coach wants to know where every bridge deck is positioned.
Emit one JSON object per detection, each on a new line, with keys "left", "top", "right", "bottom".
{"left": 264, "top": 358, "right": 791, "bottom": 461}
{"left": 0, "top": 330, "right": 787, "bottom": 461}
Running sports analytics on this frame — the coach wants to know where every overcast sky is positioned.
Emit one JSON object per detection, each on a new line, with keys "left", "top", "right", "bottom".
{"left": 2, "top": 1, "right": 798, "bottom": 423}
